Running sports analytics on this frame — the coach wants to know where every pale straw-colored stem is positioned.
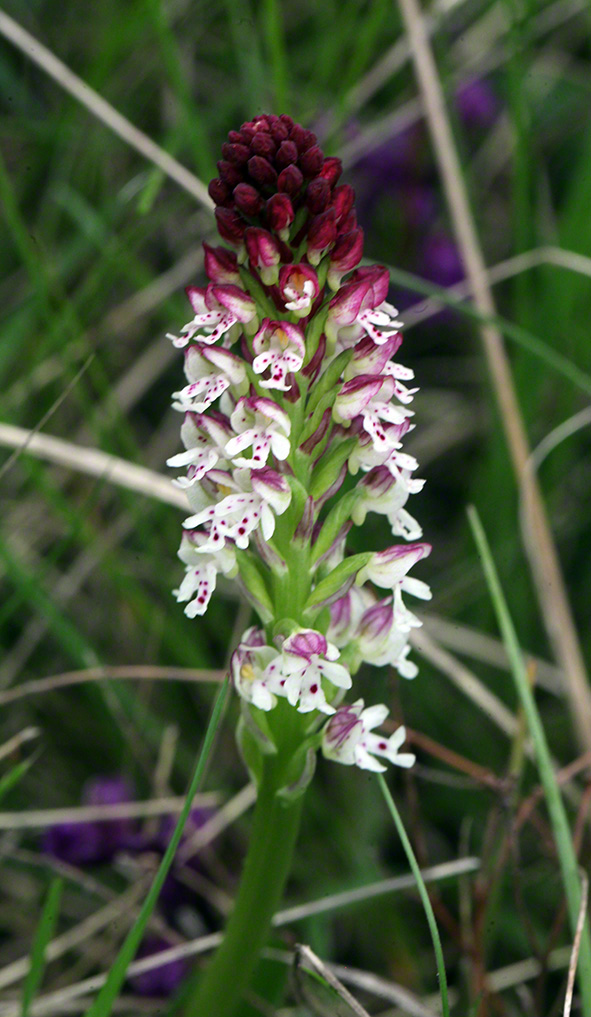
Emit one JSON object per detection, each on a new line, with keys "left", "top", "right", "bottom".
{"left": 396, "top": 0, "right": 591, "bottom": 755}
{"left": 0, "top": 11, "right": 212, "bottom": 211}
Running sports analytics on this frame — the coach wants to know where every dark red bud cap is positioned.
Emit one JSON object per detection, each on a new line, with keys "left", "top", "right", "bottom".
{"left": 248, "top": 156, "right": 278, "bottom": 189}
{"left": 319, "top": 156, "right": 343, "bottom": 186}
{"left": 306, "top": 177, "right": 331, "bottom": 213}
{"left": 296, "top": 127, "right": 317, "bottom": 153}
{"left": 331, "top": 184, "right": 355, "bottom": 223}
{"left": 278, "top": 164, "right": 304, "bottom": 195}
{"left": 276, "top": 139, "right": 298, "bottom": 169}
{"left": 208, "top": 177, "right": 230, "bottom": 205}
{"left": 266, "top": 193, "right": 294, "bottom": 232}
{"left": 330, "top": 228, "right": 364, "bottom": 270}
{"left": 280, "top": 113, "right": 295, "bottom": 130}
{"left": 339, "top": 209, "right": 357, "bottom": 234}
{"left": 233, "top": 182, "right": 265, "bottom": 215}
{"left": 307, "top": 207, "right": 337, "bottom": 251}
{"left": 215, "top": 207, "right": 247, "bottom": 245}
{"left": 251, "top": 132, "right": 277, "bottom": 158}
{"left": 227, "top": 130, "right": 244, "bottom": 144}
{"left": 203, "top": 242, "right": 239, "bottom": 282}
{"left": 217, "top": 159, "right": 243, "bottom": 188}
{"left": 221, "top": 142, "right": 251, "bottom": 165}
{"left": 240, "top": 123, "right": 256, "bottom": 143}
{"left": 300, "top": 145, "right": 324, "bottom": 177}
{"left": 270, "top": 120, "right": 289, "bottom": 143}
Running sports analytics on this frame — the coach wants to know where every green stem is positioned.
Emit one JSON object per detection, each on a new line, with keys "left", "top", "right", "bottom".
{"left": 184, "top": 758, "right": 303, "bottom": 1017}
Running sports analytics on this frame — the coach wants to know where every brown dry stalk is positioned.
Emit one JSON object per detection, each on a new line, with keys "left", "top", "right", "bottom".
{"left": 396, "top": 0, "right": 591, "bottom": 754}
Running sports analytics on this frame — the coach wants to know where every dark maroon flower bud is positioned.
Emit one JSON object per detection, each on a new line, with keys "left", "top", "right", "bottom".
{"left": 221, "top": 142, "right": 251, "bottom": 165}
{"left": 306, "top": 177, "right": 331, "bottom": 213}
{"left": 278, "top": 164, "right": 304, "bottom": 195}
{"left": 215, "top": 207, "right": 247, "bottom": 246}
{"left": 270, "top": 120, "right": 289, "bottom": 143}
{"left": 280, "top": 113, "right": 294, "bottom": 130}
{"left": 327, "top": 229, "right": 364, "bottom": 288}
{"left": 203, "top": 242, "right": 240, "bottom": 284}
{"left": 227, "top": 130, "right": 244, "bottom": 144}
{"left": 331, "top": 184, "right": 355, "bottom": 224}
{"left": 339, "top": 209, "right": 357, "bottom": 234}
{"left": 300, "top": 145, "right": 324, "bottom": 177}
{"left": 276, "top": 139, "right": 298, "bottom": 169}
{"left": 233, "top": 182, "right": 264, "bottom": 216}
{"left": 240, "top": 123, "right": 256, "bottom": 143}
{"left": 245, "top": 226, "right": 281, "bottom": 283}
{"left": 307, "top": 207, "right": 337, "bottom": 264}
{"left": 251, "top": 131, "right": 276, "bottom": 158}
{"left": 290, "top": 125, "right": 317, "bottom": 152}
{"left": 266, "top": 193, "right": 294, "bottom": 236}
{"left": 208, "top": 177, "right": 230, "bottom": 205}
{"left": 319, "top": 156, "right": 343, "bottom": 186}
{"left": 217, "top": 159, "right": 243, "bottom": 187}
{"left": 248, "top": 155, "right": 278, "bottom": 189}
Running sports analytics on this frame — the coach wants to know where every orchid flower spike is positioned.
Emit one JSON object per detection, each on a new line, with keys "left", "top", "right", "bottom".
{"left": 167, "top": 112, "right": 431, "bottom": 783}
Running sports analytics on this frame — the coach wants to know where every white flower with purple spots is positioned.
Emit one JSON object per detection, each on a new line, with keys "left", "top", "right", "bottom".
{"left": 278, "top": 630, "right": 352, "bottom": 714}
{"left": 231, "top": 628, "right": 283, "bottom": 712}
{"left": 167, "top": 284, "right": 257, "bottom": 349}
{"left": 166, "top": 412, "right": 232, "bottom": 486}
{"left": 174, "top": 530, "right": 237, "bottom": 617}
{"left": 352, "top": 466, "right": 424, "bottom": 540}
{"left": 183, "top": 467, "right": 291, "bottom": 551}
{"left": 322, "top": 700, "right": 415, "bottom": 772}
{"left": 225, "top": 396, "right": 291, "bottom": 468}
{"left": 172, "top": 344, "right": 248, "bottom": 414}
{"left": 252, "top": 320, "right": 306, "bottom": 391}
{"left": 278, "top": 265, "right": 320, "bottom": 316}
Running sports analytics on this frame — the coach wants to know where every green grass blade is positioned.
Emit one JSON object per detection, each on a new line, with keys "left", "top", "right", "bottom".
{"left": 0, "top": 757, "right": 36, "bottom": 804}
{"left": 467, "top": 505, "right": 591, "bottom": 1014}
{"left": 84, "top": 674, "right": 230, "bottom": 1017}
{"left": 21, "top": 877, "right": 63, "bottom": 1017}
{"left": 377, "top": 773, "right": 449, "bottom": 1017}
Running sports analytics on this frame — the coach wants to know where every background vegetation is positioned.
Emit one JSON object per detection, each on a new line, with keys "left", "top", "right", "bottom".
{"left": 1, "top": 0, "right": 591, "bottom": 1014}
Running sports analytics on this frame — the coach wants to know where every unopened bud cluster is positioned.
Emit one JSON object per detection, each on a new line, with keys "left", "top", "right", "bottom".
{"left": 167, "top": 114, "right": 431, "bottom": 780}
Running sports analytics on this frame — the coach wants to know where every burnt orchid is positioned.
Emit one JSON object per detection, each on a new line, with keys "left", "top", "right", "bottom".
{"left": 166, "top": 113, "right": 431, "bottom": 1017}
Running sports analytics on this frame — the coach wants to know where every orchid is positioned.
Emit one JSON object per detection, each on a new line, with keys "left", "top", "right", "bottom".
{"left": 165, "top": 113, "right": 433, "bottom": 1017}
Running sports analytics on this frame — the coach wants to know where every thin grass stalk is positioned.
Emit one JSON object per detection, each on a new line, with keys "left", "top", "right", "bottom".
{"left": 467, "top": 506, "right": 591, "bottom": 1015}
{"left": 377, "top": 773, "right": 450, "bottom": 1017}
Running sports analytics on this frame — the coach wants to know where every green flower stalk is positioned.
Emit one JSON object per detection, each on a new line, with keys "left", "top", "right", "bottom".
{"left": 166, "top": 113, "right": 431, "bottom": 1017}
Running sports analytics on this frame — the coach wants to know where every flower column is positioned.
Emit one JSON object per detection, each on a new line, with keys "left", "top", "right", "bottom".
{"left": 167, "top": 114, "right": 431, "bottom": 1017}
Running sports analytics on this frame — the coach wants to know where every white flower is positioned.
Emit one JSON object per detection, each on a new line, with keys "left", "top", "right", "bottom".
{"left": 224, "top": 396, "right": 291, "bottom": 469}
{"left": 167, "top": 284, "right": 256, "bottom": 349}
{"left": 322, "top": 700, "right": 415, "bottom": 772}
{"left": 171, "top": 344, "right": 248, "bottom": 414}
{"left": 231, "top": 627, "right": 282, "bottom": 712}
{"left": 352, "top": 466, "right": 424, "bottom": 540}
{"left": 166, "top": 413, "right": 231, "bottom": 486}
{"left": 277, "top": 630, "right": 352, "bottom": 714}
{"left": 251, "top": 320, "right": 306, "bottom": 391}
{"left": 173, "top": 531, "right": 237, "bottom": 617}
{"left": 183, "top": 467, "right": 291, "bottom": 551}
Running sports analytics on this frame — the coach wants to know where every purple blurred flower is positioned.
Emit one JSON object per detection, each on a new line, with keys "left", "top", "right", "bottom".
{"left": 128, "top": 937, "right": 188, "bottom": 997}
{"left": 400, "top": 184, "right": 437, "bottom": 228}
{"left": 455, "top": 79, "right": 498, "bottom": 129}
{"left": 420, "top": 232, "right": 464, "bottom": 288}
{"left": 43, "top": 775, "right": 139, "bottom": 865}
{"left": 42, "top": 821, "right": 103, "bottom": 865}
